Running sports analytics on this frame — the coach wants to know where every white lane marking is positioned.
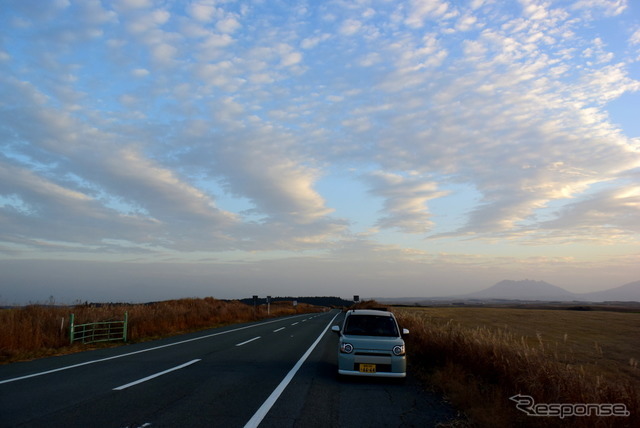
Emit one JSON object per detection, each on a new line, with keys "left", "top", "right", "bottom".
{"left": 273, "top": 327, "right": 285, "bottom": 332}
{"left": 235, "top": 336, "right": 261, "bottom": 347}
{"left": 113, "top": 359, "right": 201, "bottom": 391}
{"left": 0, "top": 315, "right": 307, "bottom": 385}
{"left": 291, "top": 322, "right": 299, "bottom": 326}
{"left": 243, "top": 311, "right": 340, "bottom": 428}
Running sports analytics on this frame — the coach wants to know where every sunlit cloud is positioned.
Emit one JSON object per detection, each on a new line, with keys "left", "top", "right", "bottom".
{"left": 1, "top": 0, "right": 639, "bottom": 302}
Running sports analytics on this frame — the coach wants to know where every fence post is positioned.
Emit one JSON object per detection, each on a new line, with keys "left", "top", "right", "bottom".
{"left": 69, "top": 313, "right": 75, "bottom": 344}
{"left": 123, "top": 311, "right": 128, "bottom": 342}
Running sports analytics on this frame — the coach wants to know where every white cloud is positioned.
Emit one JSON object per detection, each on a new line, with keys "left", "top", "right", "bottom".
{"left": 405, "top": 0, "right": 452, "bottom": 28}
{"left": 339, "top": 19, "right": 362, "bottom": 36}
{"left": 455, "top": 14, "right": 479, "bottom": 32}
{"left": 131, "top": 68, "right": 149, "bottom": 77}
{"left": 2, "top": 0, "right": 640, "bottom": 300}
{"left": 187, "top": 3, "right": 217, "bottom": 22}
{"left": 519, "top": 0, "right": 550, "bottom": 20}
{"left": 366, "top": 171, "right": 447, "bottom": 234}
{"left": 280, "top": 50, "right": 302, "bottom": 67}
{"left": 217, "top": 16, "right": 241, "bottom": 34}
{"left": 301, "top": 33, "right": 331, "bottom": 49}
{"left": 571, "top": 0, "right": 627, "bottom": 17}
{"left": 152, "top": 43, "right": 178, "bottom": 64}
{"left": 114, "top": 0, "right": 152, "bottom": 11}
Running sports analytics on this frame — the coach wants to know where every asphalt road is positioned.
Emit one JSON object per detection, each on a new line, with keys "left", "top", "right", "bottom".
{"left": 0, "top": 309, "right": 457, "bottom": 427}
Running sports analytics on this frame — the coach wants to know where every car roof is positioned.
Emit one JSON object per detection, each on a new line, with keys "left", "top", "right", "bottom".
{"left": 346, "top": 309, "right": 394, "bottom": 317}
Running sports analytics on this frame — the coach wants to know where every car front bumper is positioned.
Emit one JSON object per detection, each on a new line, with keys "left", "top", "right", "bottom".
{"left": 337, "top": 353, "right": 406, "bottom": 377}
{"left": 338, "top": 368, "right": 406, "bottom": 378}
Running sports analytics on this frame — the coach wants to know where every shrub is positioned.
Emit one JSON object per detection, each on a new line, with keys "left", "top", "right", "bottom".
{"left": 0, "top": 298, "right": 321, "bottom": 363}
{"left": 396, "top": 310, "right": 639, "bottom": 428}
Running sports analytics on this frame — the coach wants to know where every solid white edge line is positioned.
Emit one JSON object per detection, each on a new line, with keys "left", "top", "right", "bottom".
{"left": 243, "top": 310, "right": 340, "bottom": 428}
{"left": 113, "top": 359, "right": 201, "bottom": 391}
{"left": 0, "top": 315, "right": 308, "bottom": 385}
{"left": 235, "top": 336, "right": 261, "bottom": 347}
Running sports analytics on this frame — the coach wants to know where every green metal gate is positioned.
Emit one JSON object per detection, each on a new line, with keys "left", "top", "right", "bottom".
{"left": 69, "top": 312, "right": 128, "bottom": 344}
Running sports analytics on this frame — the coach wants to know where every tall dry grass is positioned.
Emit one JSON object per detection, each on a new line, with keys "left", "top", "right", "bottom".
{"left": 396, "top": 309, "right": 639, "bottom": 428}
{"left": 0, "top": 298, "right": 320, "bottom": 364}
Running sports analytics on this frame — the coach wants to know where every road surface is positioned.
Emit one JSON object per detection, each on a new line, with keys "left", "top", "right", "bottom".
{"left": 0, "top": 309, "right": 458, "bottom": 427}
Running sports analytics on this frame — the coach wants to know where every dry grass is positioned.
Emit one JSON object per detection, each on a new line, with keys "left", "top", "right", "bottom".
{"left": 0, "top": 298, "right": 321, "bottom": 364}
{"left": 394, "top": 306, "right": 640, "bottom": 428}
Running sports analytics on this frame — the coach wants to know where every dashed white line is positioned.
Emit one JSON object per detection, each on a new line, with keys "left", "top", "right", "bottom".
{"left": 0, "top": 315, "right": 307, "bottom": 385}
{"left": 273, "top": 327, "right": 286, "bottom": 332}
{"left": 243, "top": 311, "right": 340, "bottom": 428}
{"left": 291, "top": 322, "right": 299, "bottom": 326}
{"left": 235, "top": 336, "right": 261, "bottom": 347}
{"left": 113, "top": 359, "right": 201, "bottom": 391}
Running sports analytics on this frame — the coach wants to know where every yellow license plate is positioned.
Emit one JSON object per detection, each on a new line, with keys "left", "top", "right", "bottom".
{"left": 359, "top": 363, "right": 376, "bottom": 373}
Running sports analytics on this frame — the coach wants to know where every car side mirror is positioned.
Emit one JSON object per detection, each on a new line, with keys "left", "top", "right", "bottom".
{"left": 331, "top": 325, "right": 340, "bottom": 333}
{"left": 402, "top": 328, "right": 409, "bottom": 335}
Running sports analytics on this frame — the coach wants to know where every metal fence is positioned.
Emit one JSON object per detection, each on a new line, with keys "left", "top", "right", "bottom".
{"left": 69, "top": 312, "right": 128, "bottom": 344}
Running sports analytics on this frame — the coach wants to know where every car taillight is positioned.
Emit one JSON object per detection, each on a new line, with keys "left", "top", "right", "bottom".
{"left": 340, "top": 342, "right": 354, "bottom": 353}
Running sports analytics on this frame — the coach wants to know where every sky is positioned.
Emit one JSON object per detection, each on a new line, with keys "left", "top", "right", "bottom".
{"left": 1, "top": 0, "right": 639, "bottom": 304}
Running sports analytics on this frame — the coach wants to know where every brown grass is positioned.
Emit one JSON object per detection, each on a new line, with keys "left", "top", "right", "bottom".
{"left": 0, "top": 298, "right": 322, "bottom": 364}
{"left": 394, "top": 306, "right": 640, "bottom": 428}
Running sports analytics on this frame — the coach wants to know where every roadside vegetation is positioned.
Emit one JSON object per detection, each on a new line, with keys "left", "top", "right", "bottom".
{"left": 394, "top": 306, "right": 640, "bottom": 428}
{"left": 0, "top": 297, "right": 322, "bottom": 364}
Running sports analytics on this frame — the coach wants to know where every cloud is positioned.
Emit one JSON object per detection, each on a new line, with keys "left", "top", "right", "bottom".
{"left": 538, "top": 181, "right": 640, "bottom": 241}
{"left": 405, "top": 0, "right": 453, "bottom": 28}
{"left": 187, "top": 2, "right": 216, "bottom": 22}
{"left": 630, "top": 28, "right": 640, "bottom": 46}
{"left": 1, "top": 0, "right": 640, "bottom": 301}
{"left": 366, "top": 171, "right": 448, "bottom": 234}
{"left": 0, "top": 76, "right": 242, "bottom": 253}
{"left": 339, "top": 19, "right": 362, "bottom": 36}
{"left": 571, "top": 0, "right": 628, "bottom": 17}
{"left": 300, "top": 33, "right": 331, "bottom": 49}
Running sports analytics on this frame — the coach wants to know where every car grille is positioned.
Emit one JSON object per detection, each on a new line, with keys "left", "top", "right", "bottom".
{"left": 354, "top": 352, "right": 389, "bottom": 356}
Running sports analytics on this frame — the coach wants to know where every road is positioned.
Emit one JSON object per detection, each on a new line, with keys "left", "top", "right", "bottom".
{"left": 0, "top": 309, "right": 457, "bottom": 427}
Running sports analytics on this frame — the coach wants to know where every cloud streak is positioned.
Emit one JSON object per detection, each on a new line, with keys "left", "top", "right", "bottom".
{"left": 1, "top": 0, "right": 639, "bottom": 301}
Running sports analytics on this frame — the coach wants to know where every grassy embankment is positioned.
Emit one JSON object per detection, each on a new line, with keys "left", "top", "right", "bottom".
{"left": 394, "top": 306, "right": 640, "bottom": 428}
{"left": 0, "top": 297, "right": 321, "bottom": 364}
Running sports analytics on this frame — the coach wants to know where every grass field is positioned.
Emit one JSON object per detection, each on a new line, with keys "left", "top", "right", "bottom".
{"left": 0, "top": 298, "right": 322, "bottom": 364}
{"left": 394, "top": 306, "right": 640, "bottom": 427}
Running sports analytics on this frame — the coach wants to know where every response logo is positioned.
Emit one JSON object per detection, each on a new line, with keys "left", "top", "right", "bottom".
{"left": 509, "top": 394, "right": 630, "bottom": 419}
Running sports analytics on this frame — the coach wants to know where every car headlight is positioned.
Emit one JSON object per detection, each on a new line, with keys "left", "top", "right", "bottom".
{"left": 340, "top": 342, "right": 354, "bottom": 354}
{"left": 392, "top": 345, "right": 405, "bottom": 356}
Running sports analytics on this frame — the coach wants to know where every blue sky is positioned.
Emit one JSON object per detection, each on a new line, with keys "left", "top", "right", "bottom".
{"left": 1, "top": 0, "right": 639, "bottom": 304}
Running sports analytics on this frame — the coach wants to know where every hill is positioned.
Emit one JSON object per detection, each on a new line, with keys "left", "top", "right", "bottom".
{"left": 377, "top": 279, "right": 640, "bottom": 304}
{"left": 577, "top": 280, "right": 640, "bottom": 302}
{"left": 461, "top": 279, "right": 577, "bottom": 301}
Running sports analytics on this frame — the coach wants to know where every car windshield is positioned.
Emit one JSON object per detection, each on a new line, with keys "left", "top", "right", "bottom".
{"left": 344, "top": 314, "right": 399, "bottom": 337}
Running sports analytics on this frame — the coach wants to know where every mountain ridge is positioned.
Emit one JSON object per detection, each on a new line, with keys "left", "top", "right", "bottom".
{"left": 376, "top": 279, "right": 640, "bottom": 303}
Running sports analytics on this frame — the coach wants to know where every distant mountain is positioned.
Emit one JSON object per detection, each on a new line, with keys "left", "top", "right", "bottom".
{"left": 461, "top": 280, "right": 577, "bottom": 301}
{"left": 375, "top": 279, "right": 640, "bottom": 304}
{"left": 577, "top": 281, "right": 640, "bottom": 302}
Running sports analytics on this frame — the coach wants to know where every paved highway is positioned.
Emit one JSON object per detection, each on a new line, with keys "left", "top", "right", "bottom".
{"left": 0, "top": 309, "right": 457, "bottom": 427}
